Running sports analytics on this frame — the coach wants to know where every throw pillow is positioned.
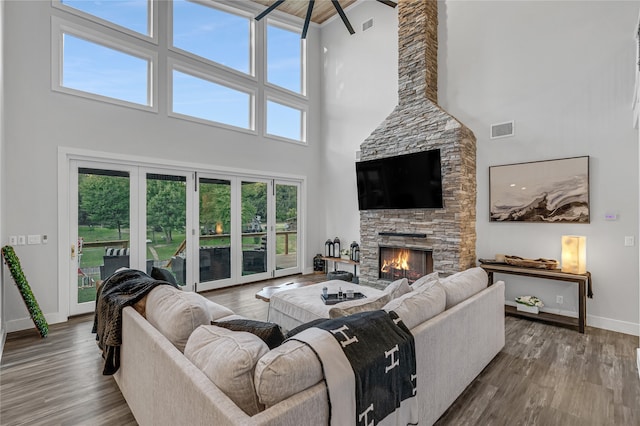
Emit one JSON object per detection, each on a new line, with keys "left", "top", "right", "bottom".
{"left": 211, "top": 319, "right": 285, "bottom": 349}
{"left": 150, "top": 266, "right": 178, "bottom": 286}
{"left": 383, "top": 282, "right": 446, "bottom": 329}
{"left": 286, "top": 318, "right": 328, "bottom": 338}
{"left": 328, "top": 294, "right": 391, "bottom": 318}
{"left": 383, "top": 278, "right": 412, "bottom": 299}
{"left": 439, "top": 267, "right": 488, "bottom": 309}
{"left": 411, "top": 271, "right": 439, "bottom": 290}
{"left": 254, "top": 340, "right": 323, "bottom": 407}
{"left": 145, "top": 285, "right": 210, "bottom": 352}
{"left": 204, "top": 299, "right": 235, "bottom": 322}
{"left": 185, "top": 325, "right": 268, "bottom": 416}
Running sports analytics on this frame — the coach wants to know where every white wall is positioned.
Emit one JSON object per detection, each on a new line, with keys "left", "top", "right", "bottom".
{"left": 321, "top": 0, "right": 640, "bottom": 335}
{"left": 320, "top": 1, "right": 399, "bottom": 247}
{"left": 0, "top": 0, "right": 6, "bottom": 352}
{"left": 1, "top": 1, "right": 325, "bottom": 331}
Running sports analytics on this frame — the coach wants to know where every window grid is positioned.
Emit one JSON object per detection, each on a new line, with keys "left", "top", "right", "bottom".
{"left": 52, "top": 0, "right": 309, "bottom": 144}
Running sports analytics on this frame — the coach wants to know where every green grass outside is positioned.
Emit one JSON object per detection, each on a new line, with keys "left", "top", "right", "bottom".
{"left": 79, "top": 225, "right": 296, "bottom": 271}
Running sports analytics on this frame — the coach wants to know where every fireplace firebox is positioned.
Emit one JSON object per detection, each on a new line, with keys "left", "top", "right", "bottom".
{"left": 379, "top": 247, "right": 433, "bottom": 283}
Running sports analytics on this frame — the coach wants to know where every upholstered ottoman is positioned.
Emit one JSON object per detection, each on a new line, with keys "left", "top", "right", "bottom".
{"left": 267, "top": 280, "right": 384, "bottom": 331}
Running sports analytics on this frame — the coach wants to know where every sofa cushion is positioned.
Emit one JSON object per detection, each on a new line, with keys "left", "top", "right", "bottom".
{"left": 254, "top": 339, "right": 323, "bottom": 407}
{"left": 204, "top": 299, "right": 235, "bottom": 321}
{"left": 439, "top": 267, "right": 488, "bottom": 309}
{"left": 212, "top": 319, "right": 285, "bottom": 349}
{"left": 383, "top": 282, "right": 446, "bottom": 329}
{"left": 328, "top": 293, "right": 391, "bottom": 318}
{"left": 185, "top": 325, "right": 268, "bottom": 416}
{"left": 411, "top": 271, "right": 440, "bottom": 291}
{"left": 383, "top": 278, "right": 412, "bottom": 299}
{"left": 145, "top": 285, "right": 210, "bottom": 352}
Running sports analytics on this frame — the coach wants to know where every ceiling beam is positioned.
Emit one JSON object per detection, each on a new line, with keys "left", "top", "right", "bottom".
{"left": 331, "top": 0, "right": 354, "bottom": 35}
{"left": 301, "top": 0, "right": 315, "bottom": 39}
{"left": 255, "top": 0, "right": 285, "bottom": 21}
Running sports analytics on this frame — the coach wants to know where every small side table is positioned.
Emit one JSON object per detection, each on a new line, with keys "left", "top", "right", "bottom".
{"left": 321, "top": 256, "right": 359, "bottom": 282}
{"left": 480, "top": 263, "right": 593, "bottom": 333}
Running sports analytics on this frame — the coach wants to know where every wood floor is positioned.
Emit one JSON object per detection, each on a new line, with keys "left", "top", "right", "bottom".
{"left": 2, "top": 273, "right": 639, "bottom": 426}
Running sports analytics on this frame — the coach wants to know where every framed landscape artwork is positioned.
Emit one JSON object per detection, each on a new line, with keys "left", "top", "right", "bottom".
{"left": 489, "top": 156, "right": 589, "bottom": 223}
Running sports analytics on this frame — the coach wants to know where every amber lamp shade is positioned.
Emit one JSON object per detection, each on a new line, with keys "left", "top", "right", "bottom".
{"left": 561, "top": 235, "right": 587, "bottom": 274}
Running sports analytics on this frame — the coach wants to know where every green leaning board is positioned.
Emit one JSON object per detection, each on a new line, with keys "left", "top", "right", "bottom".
{"left": 1, "top": 245, "right": 48, "bottom": 338}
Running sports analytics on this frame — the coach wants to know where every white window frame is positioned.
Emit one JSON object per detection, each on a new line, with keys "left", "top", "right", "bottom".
{"left": 51, "top": 17, "right": 158, "bottom": 112}
{"left": 265, "top": 18, "right": 307, "bottom": 98}
{"left": 168, "top": 0, "right": 256, "bottom": 80}
{"left": 51, "top": 0, "right": 158, "bottom": 45}
{"left": 264, "top": 95, "right": 308, "bottom": 145}
{"left": 168, "top": 60, "right": 257, "bottom": 134}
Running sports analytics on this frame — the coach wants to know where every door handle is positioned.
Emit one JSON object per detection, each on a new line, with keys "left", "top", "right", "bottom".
{"left": 71, "top": 244, "right": 76, "bottom": 259}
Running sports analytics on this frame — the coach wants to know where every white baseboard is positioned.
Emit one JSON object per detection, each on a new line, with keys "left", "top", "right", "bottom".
{"left": 586, "top": 314, "right": 639, "bottom": 336}
{"left": 5, "top": 312, "right": 67, "bottom": 333}
{"left": 0, "top": 328, "right": 6, "bottom": 361}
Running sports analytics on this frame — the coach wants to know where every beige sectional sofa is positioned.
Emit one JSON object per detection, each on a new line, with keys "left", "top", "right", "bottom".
{"left": 113, "top": 267, "right": 505, "bottom": 426}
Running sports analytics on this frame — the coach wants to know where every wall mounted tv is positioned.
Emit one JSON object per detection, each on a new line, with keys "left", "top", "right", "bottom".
{"left": 356, "top": 149, "right": 443, "bottom": 210}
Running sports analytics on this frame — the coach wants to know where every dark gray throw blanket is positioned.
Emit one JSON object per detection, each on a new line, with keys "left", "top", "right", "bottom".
{"left": 92, "top": 269, "right": 178, "bottom": 375}
{"left": 292, "top": 310, "right": 417, "bottom": 426}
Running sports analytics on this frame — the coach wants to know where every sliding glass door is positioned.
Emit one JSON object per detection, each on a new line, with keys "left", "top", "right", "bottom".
{"left": 67, "top": 157, "right": 303, "bottom": 314}
{"left": 146, "top": 172, "right": 189, "bottom": 287}
{"left": 241, "top": 180, "right": 270, "bottom": 279}
{"left": 274, "top": 181, "right": 300, "bottom": 276}
{"left": 71, "top": 164, "right": 136, "bottom": 315}
{"left": 196, "top": 176, "right": 234, "bottom": 291}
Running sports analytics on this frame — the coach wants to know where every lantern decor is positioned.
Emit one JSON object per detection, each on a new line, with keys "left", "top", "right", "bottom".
{"left": 325, "top": 239, "right": 335, "bottom": 258}
{"left": 313, "top": 254, "right": 326, "bottom": 272}
{"left": 350, "top": 241, "right": 360, "bottom": 261}
{"left": 333, "top": 237, "right": 341, "bottom": 257}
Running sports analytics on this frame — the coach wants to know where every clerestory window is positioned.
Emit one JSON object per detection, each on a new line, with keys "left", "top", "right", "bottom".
{"left": 52, "top": 0, "right": 309, "bottom": 143}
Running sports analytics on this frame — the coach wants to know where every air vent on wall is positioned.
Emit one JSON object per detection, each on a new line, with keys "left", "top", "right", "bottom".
{"left": 490, "top": 121, "right": 515, "bottom": 139}
{"left": 362, "top": 18, "right": 374, "bottom": 32}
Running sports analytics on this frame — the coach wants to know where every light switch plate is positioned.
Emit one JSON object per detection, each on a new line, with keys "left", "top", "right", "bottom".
{"left": 28, "top": 235, "right": 41, "bottom": 245}
{"left": 17, "top": 235, "right": 26, "bottom": 245}
{"left": 624, "top": 236, "right": 634, "bottom": 246}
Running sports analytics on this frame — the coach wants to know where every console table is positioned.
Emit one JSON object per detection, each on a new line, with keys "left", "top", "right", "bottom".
{"left": 480, "top": 263, "right": 593, "bottom": 333}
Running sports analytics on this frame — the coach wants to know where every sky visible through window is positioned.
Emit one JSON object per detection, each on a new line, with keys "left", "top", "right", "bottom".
{"left": 63, "top": 33, "right": 150, "bottom": 105}
{"left": 173, "top": 70, "right": 250, "bottom": 129}
{"left": 60, "top": 0, "right": 305, "bottom": 141}
{"left": 173, "top": 0, "right": 250, "bottom": 75}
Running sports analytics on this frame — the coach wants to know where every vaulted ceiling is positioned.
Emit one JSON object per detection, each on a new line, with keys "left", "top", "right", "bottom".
{"left": 251, "top": 0, "right": 358, "bottom": 24}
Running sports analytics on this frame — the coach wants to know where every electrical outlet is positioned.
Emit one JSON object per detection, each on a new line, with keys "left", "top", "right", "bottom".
{"left": 17, "top": 235, "right": 26, "bottom": 245}
{"left": 9, "top": 236, "right": 17, "bottom": 245}
{"left": 556, "top": 295, "right": 563, "bottom": 304}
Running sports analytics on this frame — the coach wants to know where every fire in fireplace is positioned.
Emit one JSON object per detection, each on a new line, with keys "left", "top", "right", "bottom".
{"left": 379, "top": 247, "right": 433, "bottom": 283}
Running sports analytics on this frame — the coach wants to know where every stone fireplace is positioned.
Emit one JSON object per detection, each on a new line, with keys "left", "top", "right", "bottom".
{"left": 359, "top": 0, "right": 477, "bottom": 288}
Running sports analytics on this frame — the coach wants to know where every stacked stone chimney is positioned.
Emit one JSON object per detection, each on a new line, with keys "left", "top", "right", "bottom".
{"left": 359, "top": 0, "right": 477, "bottom": 287}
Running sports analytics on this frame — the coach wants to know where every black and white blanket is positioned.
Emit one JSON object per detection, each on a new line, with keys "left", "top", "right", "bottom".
{"left": 292, "top": 310, "right": 418, "bottom": 426}
{"left": 92, "top": 269, "right": 178, "bottom": 375}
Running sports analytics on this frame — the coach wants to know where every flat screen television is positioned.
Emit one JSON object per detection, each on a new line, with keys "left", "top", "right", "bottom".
{"left": 356, "top": 149, "right": 443, "bottom": 210}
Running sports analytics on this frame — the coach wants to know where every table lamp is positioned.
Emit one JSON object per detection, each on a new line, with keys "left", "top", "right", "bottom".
{"left": 561, "top": 235, "right": 587, "bottom": 274}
